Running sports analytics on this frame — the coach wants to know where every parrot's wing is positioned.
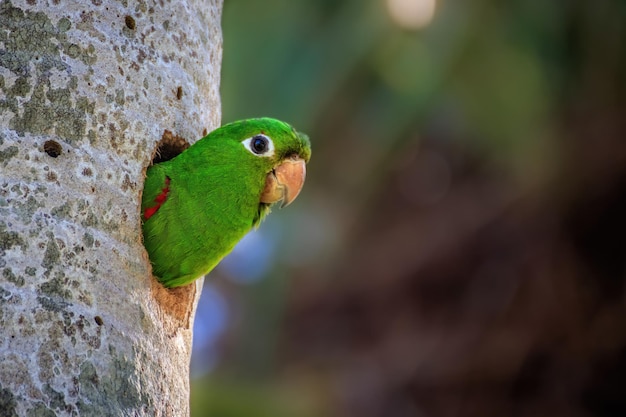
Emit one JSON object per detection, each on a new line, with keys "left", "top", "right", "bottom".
{"left": 142, "top": 164, "right": 171, "bottom": 221}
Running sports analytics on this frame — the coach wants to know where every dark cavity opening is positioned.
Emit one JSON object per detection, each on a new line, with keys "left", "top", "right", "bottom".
{"left": 152, "top": 130, "right": 190, "bottom": 164}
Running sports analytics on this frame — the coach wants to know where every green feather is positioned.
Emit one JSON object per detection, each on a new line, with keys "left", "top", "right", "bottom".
{"left": 141, "top": 118, "right": 311, "bottom": 287}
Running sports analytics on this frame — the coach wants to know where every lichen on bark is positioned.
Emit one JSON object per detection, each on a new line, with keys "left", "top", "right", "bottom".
{"left": 0, "top": 0, "right": 223, "bottom": 415}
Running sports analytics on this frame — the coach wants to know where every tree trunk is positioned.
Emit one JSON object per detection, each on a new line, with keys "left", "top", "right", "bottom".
{"left": 0, "top": 0, "right": 222, "bottom": 415}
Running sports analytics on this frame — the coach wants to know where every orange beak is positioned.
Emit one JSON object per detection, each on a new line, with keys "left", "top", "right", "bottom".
{"left": 260, "top": 155, "right": 307, "bottom": 207}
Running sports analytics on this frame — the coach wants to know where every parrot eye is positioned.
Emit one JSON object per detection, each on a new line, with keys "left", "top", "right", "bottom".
{"left": 242, "top": 134, "right": 275, "bottom": 157}
{"left": 252, "top": 136, "right": 269, "bottom": 153}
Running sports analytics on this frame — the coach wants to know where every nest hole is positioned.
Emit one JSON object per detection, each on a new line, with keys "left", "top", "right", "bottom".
{"left": 151, "top": 278, "right": 197, "bottom": 326}
{"left": 152, "top": 130, "right": 190, "bottom": 164}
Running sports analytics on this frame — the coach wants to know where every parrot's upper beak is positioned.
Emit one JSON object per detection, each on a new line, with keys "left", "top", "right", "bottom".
{"left": 260, "top": 155, "right": 306, "bottom": 207}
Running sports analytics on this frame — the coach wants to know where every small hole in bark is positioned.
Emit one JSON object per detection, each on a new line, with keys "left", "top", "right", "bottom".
{"left": 125, "top": 15, "right": 136, "bottom": 30}
{"left": 176, "top": 86, "right": 183, "bottom": 100}
{"left": 94, "top": 316, "right": 103, "bottom": 326}
{"left": 151, "top": 130, "right": 190, "bottom": 165}
{"left": 43, "top": 140, "right": 62, "bottom": 158}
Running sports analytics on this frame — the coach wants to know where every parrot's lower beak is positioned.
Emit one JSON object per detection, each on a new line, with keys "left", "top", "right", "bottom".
{"left": 260, "top": 155, "right": 306, "bottom": 207}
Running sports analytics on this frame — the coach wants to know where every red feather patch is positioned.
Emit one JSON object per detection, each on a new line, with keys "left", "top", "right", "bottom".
{"left": 144, "top": 176, "right": 171, "bottom": 220}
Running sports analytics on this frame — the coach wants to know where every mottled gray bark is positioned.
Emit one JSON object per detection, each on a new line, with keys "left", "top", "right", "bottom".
{"left": 0, "top": 1, "right": 222, "bottom": 415}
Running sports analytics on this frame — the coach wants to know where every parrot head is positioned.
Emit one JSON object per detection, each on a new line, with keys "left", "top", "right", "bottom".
{"left": 200, "top": 117, "right": 311, "bottom": 210}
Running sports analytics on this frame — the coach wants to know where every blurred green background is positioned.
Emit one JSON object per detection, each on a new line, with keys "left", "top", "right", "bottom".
{"left": 191, "top": 1, "right": 626, "bottom": 416}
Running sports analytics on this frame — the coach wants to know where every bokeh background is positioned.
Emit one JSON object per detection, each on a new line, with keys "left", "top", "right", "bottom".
{"left": 190, "top": 0, "right": 626, "bottom": 416}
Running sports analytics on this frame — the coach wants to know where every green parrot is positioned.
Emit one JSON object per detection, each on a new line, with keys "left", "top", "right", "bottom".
{"left": 141, "top": 118, "right": 311, "bottom": 288}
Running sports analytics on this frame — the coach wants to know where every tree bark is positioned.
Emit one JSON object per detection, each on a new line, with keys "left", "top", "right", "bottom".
{"left": 0, "top": 0, "right": 222, "bottom": 415}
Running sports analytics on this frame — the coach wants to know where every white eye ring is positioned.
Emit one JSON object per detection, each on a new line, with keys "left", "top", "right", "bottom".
{"left": 242, "top": 134, "right": 275, "bottom": 157}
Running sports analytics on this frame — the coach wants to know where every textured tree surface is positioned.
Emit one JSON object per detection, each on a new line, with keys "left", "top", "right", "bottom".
{"left": 0, "top": 0, "right": 222, "bottom": 415}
